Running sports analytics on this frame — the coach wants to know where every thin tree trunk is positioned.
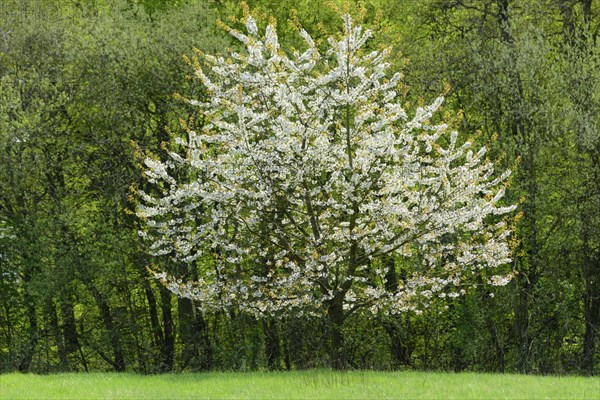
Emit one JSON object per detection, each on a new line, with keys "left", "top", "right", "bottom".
{"left": 47, "top": 300, "right": 69, "bottom": 370}
{"left": 581, "top": 212, "right": 599, "bottom": 374}
{"left": 264, "top": 318, "right": 281, "bottom": 370}
{"left": 18, "top": 273, "right": 38, "bottom": 372}
{"left": 84, "top": 281, "right": 126, "bottom": 372}
{"left": 3, "top": 304, "right": 13, "bottom": 366}
{"left": 159, "top": 286, "right": 174, "bottom": 372}
{"left": 558, "top": 0, "right": 576, "bottom": 42}
{"left": 60, "top": 299, "right": 79, "bottom": 356}
{"left": 145, "top": 283, "right": 163, "bottom": 348}
{"left": 514, "top": 143, "right": 539, "bottom": 374}
{"left": 194, "top": 309, "right": 212, "bottom": 371}
{"left": 382, "top": 257, "right": 412, "bottom": 369}
{"left": 283, "top": 324, "right": 292, "bottom": 370}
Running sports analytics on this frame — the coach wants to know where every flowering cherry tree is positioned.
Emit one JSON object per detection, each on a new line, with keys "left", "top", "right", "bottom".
{"left": 138, "top": 14, "right": 515, "bottom": 367}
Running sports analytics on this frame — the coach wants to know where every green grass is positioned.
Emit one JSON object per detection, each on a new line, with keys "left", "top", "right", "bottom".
{"left": 1, "top": 370, "right": 598, "bottom": 399}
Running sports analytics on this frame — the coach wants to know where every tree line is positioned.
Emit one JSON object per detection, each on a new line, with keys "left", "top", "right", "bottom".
{"left": 0, "top": 0, "right": 598, "bottom": 374}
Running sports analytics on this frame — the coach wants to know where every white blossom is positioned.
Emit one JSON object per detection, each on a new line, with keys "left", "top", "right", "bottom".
{"left": 138, "top": 14, "right": 516, "bottom": 318}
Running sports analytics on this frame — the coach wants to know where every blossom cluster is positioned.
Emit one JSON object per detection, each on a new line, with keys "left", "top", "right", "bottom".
{"left": 138, "top": 14, "right": 516, "bottom": 318}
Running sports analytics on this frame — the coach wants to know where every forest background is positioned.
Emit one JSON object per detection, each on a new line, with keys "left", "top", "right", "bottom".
{"left": 0, "top": 0, "right": 598, "bottom": 375}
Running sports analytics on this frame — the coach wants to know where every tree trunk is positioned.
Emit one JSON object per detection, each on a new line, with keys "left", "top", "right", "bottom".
{"left": 84, "top": 281, "right": 125, "bottom": 372}
{"left": 514, "top": 147, "right": 538, "bottom": 373}
{"left": 496, "top": 0, "right": 512, "bottom": 43}
{"left": 383, "top": 319, "right": 413, "bottom": 369}
{"left": 18, "top": 304, "right": 38, "bottom": 372}
{"left": 515, "top": 99, "right": 539, "bottom": 374}
{"left": 264, "top": 318, "right": 281, "bottom": 370}
{"left": 159, "top": 286, "right": 174, "bottom": 372}
{"left": 178, "top": 296, "right": 200, "bottom": 370}
{"left": 515, "top": 260, "right": 533, "bottom": 372}
{"left": 283, "top": 326, "right": 292, "bottom": 370}
{"left": 144, "top": 282, "right": 165, "bottom": 372}
{"left": 327, "top": 294, "right": 348, "bottom": 370}
{"left": 18, "top": 272, "right": 38, "bottom": 372}
{"left": 60, "top": 299, "right": 79, "bottom": 356}
{"left": 2, "top": 304, "right": 14, "bottom": 367}
{"left": 558, "top": 0, "right": 576, "bottom": 42}
{"left": 382, "top": 257, "right": 413, "bottom": 369}
{"left": 47, "top": 300, "right": 69, "bottom": 370}
{"left": 194, "top": 309, "right": 212, "bottom": 371}
{"left": 581, "top": 0, "right": 592, "bottom": 27}
{"left": 582, "top": 276, "right": 599, "bottom": 374}
{"left": 581, "top": 211, "right": 599, "bottom": 374}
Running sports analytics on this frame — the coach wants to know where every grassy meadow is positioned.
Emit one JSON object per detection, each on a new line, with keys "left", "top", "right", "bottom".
{"left": 1, "top": 370, "right": 598, "bottom": 399}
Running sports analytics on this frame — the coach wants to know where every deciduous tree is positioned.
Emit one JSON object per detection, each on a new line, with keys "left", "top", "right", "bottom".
{"left": 138, "top": 10, "right": 513, "bottom": 367}
{"left": 137, "top": 13, "right": 516, "bottom": 369}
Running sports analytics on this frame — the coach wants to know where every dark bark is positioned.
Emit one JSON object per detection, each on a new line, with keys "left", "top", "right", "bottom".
{"left": 488, "top": 318, "right": 506, "bottom": 372}
{"left": 2, "top": 304, "right": 13, "bottom": 366}
{"left": 496, "top": 0, "right": 512, "bottom": 43}
{"left": 383, "top": 320, "right": 413, "bottom": 369}
{"left": 514, "top": 109, "right": 538, "bottom": 374}
{"left": 194, "top": 310, "right": 212, "bottom": 371}
{"left": 84, "top": 281, "right": 126, "bottom": 372}
{"left": 558, "top": 0, "right": 576, "bottom": 41}
{"left": 581, "top": 0, "right": 592, "bottom": 27}
{"left": 284, "top": 318, "right": 299, "bottom": 369}
{"left": 283, "top": 328, "right": 292, "bottom": 370}
{"left": 137, "top": 261, "right": 164, "bottom": 371}
{"left": 47, "top": 300, "right": 69, "bottom": 370}
{"left": 159, "top": 285, "right": 174, "bottom": 372}
{"left": 327, "top": 294, "right": 348, "bottom": 370}
{"left": 175, "top": 258, "right": 212, "bottom": 371}
{"left": 18, "top": 304, "right": 38, "bottom": 372}
{"left": 17, "top": 272, "right": 38, "bottom": 373}
{"left": 143, "top": 280, "right": 165, "bottom": 371}
{"left": 77, "top": 340, "right": 89, "bottom": 372}
{"left": 178, "top": 296, "right": 200, "bottom": 370}
{"left": 60, "top": 299, "right": 79, "bottom": 355}
{"left": 384, "top": 257, "right": 399, "bottom": 293}
{"left": 514, "top": 179, "right": 541, "bottom": 373}
{"left": 515, "top": 261, "right": 533, "bottom": 372}
{"left": 264, "top": 318, "right": 281, "bottom": 370}
{"left": 382, "top": 257, "right": 412, "bottom": 368}
{"left": 145, "top": 283, "right": 163, "bottom": 347}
